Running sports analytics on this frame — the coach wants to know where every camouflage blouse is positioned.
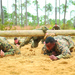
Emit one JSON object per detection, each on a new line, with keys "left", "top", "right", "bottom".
{"left": 0, "top": 37, "right": 21, "bottom": 56}
{"left": 42, "top": 35, "right": 74, "bottom": 59}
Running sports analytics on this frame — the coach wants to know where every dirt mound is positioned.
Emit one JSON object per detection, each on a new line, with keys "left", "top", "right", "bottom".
{"left": 0, "top": 39, "right": 75, "bottom": 75}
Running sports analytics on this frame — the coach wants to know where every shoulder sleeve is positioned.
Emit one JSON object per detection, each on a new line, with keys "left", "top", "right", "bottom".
{"left": 56, "top": 46, "right": 71, "bottom": 59}
{"left": 20, "top": 37, "right": 32, "bottom": 47}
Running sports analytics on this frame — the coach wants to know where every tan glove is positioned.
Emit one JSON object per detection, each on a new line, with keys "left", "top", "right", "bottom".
{"left": 44, "top": 33, "right": 55, "bottom": 40}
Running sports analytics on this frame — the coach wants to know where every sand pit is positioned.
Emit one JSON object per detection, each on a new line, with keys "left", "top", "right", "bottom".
{"left": 0, "top": 39, "right": 75, "bottom": 75}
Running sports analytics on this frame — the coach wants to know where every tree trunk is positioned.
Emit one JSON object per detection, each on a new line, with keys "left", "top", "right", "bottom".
{"left": 25, "top": 0, "right": 27, "bottom": 26}
{"left": 55, "top": 0, "right": 57, "bottom": 24}
{"left": 21, "top": 0, "right": 23, "bottom": 26}
{"left": 36, "top": 0, "right": 39, "bottom": 26}
{"left": 1, "top": 8, "right": 4, "bottom": 24}
{"left": 7, "top": 0, "right": 9, "bottom": 21}
{"left": 45, "top": 0, "right": 46, "bottom": 25}
{"left": 0, "top": 0, "right": 1, "bottom": 19}
{"left": 48, "top": 12, "right": 49, "bottom": 24}
{"left": 63, "top": 0, "right": 67, "bottom": 24}
{"left": 59, "top": 0, "right": 60, "bottom": 25}
{"left": 18, "top": 0, "right": 21, "bottom": 25}
{"left": 15, "top": 0, "right": 17, "bottom": 25}
{"left": 0, "top": 0, "right": 4, "bottom": 24}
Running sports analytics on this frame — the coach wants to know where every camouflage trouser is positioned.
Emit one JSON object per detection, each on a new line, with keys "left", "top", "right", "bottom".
{"left": 31, "top": 38, "right": 41, "bottom": 48}
{"left": 4, "top": 47, "right": 21, "bottom": 56}
{"left": 20, "top": 26, "right": 48, "bottom": 48}
{"left": 41, "top": 39, "right": 45, "bottom": 44}
{"left": 4, "top": 49, "right": 15, "bottom": 56}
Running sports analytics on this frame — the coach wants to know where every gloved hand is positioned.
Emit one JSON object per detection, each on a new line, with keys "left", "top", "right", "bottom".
{"left": 49, "top": 55, "right": 58, "bottom": 60}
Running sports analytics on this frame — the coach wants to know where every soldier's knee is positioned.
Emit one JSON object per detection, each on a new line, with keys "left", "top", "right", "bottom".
{"left": 31, "top": 40, "right": 39, "bottom": 48}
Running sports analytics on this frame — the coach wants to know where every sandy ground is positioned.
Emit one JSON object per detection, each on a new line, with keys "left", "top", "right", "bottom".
{"left": 0, "top": 39, "right": 75, "bottom": 75}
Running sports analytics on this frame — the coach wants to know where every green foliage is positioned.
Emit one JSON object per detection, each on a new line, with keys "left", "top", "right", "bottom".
{"left": 0, "top": 18, "right": 1, "bottom": 22}
{"left": 46, "top": 3, "right": 53, "bottom": 12}
{"left": 61, "top": 24, "right": 67, "bottom": 29}
{"left": 0, "top": 24, "right": 6, "bottom": 30}
{"left": 4, "top": 21, "right": 9, "bottom": 25}
{"left": 50, "top": 19, "right": 55, "bottom": 25}
{"left": 4, "top": 21, "right": 13, "bottom": 25}
{"left": 2, "top": 6, "right": 8, "bottom": 18}
{"left": 0, "top": 20, "right": 16, "bottom": 30}
{"left": 72, "top": 1, "right": 75, "bottom": 5}
{"left": 27, "top": 12, "right": 32, "bottom": 17}
{"left": 61, "top": 23, "right": 74, "bottom": 30}
{"left": 0, "top": 1, "right": 75, "bottom": 29}
{"left": 73, "top": 28, "right": 75, "bottom": 30}
{"left": 49, "top": 26, "right": 52, "bottom": 30}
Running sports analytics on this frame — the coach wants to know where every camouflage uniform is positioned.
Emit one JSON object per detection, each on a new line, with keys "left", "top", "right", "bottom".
{"left": 20, "top": 26, "right": 49, "bottom": 48}
{"left": 52, "top": 25, "right": 60, "bottom": 30}
{"left": 14, "top": 40, "right": 20, "bottom": 45}
{"left": 42, "top": 35, "right": 74, "bottom": 59}
{"left": 14, "top": 39, "right": 24, "bottom": 45}
{"left": 0, "top": 37, "right": 21, "bottom": 56}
